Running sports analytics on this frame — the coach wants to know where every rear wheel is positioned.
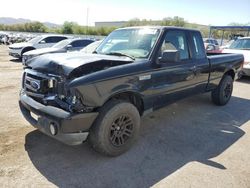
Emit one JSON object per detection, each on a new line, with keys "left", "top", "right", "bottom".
{"left": 211, "top": 75, "right": 233, "bottom": 106}
{"left": 89, "top": 100, "right": 140, "bottom": 156}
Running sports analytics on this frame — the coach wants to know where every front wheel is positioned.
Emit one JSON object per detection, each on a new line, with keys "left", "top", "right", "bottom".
{"left": 88, "top": 100, "right": 140, "bottom": 156}
{"left": 211, "top": 75, "right": 233, "bottom": 106}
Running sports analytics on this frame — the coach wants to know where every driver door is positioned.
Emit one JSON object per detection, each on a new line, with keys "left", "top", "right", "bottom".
{"left": 151, "top": 30, "right": 197, "bottom": 109}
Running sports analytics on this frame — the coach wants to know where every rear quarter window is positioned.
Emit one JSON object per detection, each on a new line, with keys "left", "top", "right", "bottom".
{"left": 191, "top": 32, "right": 206, "bottom": 59}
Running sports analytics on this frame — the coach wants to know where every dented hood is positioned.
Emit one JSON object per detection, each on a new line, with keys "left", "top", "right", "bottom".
{"left": 26, "top": 52, "right": 133, "bottom": 77}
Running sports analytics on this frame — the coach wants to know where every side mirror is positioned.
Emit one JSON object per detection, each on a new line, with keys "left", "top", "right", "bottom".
{"left": 66, "top": 44, "right": 73, "bottom": 50}
{"left": 39, "top": 40, "right": 46, "bottom": 44}
{"left": 158, "top": 50, "right": 180, "bottom": 63}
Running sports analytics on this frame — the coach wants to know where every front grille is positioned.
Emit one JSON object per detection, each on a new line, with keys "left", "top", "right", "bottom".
{"left": 23, "top": 70, "right": 56, "bottom": 98}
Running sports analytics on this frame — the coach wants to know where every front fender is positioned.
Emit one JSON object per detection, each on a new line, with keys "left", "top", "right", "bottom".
{"left": 67, "top": 60, "right": 152, "bottom": 107}
{"left": 99, "top": 83, "right": 143, "bottom": 106}
{"left": 70, "top": 78, "right": 143, "bottom": 107}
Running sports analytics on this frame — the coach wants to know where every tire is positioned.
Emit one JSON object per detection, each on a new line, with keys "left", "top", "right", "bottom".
{"left": 89, "top": 100, "right": 140, "bottom": 156}
{"left": 211, "top": 75, "right": 233, "bottom": 106}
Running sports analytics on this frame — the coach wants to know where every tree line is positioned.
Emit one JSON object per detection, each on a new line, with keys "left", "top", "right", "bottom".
{"left": 0, "top": 17, "right": 193, "bottom": 35}
{"left": 0, "top": 21, "right": 116, "bottom": 36}
{"left": 0, "top": 22, "right": 47, "bottom": 33}
{"left": 0, "top": 17, "right": 249, "bottom": 38}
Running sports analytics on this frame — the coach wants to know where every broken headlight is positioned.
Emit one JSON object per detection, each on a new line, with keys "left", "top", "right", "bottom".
{"left": 67, "top": 88, "right": 93, "bottom": 113}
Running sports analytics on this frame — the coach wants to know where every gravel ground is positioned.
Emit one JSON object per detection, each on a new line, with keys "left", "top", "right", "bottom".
{"left": 0, "top": 45, "right": 250, "bottom": 188}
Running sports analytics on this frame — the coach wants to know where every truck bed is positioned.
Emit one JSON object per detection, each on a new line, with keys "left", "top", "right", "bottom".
{"left": 207, "top": 53, "right": 244, "bottom": 65}
{"left": 206, "top": 53, "right": 244, "bottom": 86}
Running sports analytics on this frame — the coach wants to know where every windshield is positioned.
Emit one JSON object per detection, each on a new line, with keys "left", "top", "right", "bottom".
{"left": 229, "top": 39, "right": 250, "bottom": 50}
{"left": 81, "top": 40, "right": 102, "bottom": 53}
{"left": 95, "top": 28, "right": 160, "bottom": 59}
{"left": 28, "top": 36, "right": 43, "bottom": 44}
{"left": 52, "top": 39, "right": 71, "bottom": 48}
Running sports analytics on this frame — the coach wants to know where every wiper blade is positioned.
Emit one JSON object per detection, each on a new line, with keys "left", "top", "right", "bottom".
{"left": 105, "top": 52, "right": 135, "bottom": 60}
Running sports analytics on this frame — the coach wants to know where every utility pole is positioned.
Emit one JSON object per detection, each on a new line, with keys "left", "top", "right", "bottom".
{"left": 86, "top": 7, "right": 89, "bottom": 34}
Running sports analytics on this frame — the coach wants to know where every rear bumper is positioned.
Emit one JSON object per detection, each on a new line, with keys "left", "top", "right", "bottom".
{"left": 19, "top": 92, "right": 99, "bottom": 145}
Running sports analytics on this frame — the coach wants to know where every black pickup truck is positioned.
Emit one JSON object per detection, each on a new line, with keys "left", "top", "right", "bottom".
{"left": 19, "top": 27, "right": 244, "bottom": 156}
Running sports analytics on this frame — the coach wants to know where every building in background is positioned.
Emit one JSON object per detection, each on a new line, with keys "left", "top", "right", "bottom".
{"left": 95, "top": 21, "right": 127, "bottom": 27}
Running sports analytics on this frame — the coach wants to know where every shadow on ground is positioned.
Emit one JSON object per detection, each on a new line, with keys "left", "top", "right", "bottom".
{"left": 25, "top": 94, "right": 250, "bottom": 188}
{"left": 236, "top": 76, "right": 250, "bottom": 84}
{"left": 10, "top": 58, "right": 22, "bottom": 63}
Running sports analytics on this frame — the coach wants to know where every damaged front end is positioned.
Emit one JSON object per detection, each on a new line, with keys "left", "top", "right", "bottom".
{"left": 22, "top": 68, "right": 94, "bottom": 114}
{"left": 19, "top": 68, "right": 99, "bottom": 145}
{"left": 19, "top": 52, "right": 135, "bottom": 145}
{"left": 22, "top": 53, "right": 134, "bottom": 112}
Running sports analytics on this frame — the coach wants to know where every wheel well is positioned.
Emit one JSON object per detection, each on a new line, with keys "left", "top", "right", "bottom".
{"left": 107, "top": 92, "right": 144, "bottom": 116}
{"left": 21, "top": 47, "right": 35, "bottom": 56}
{"left": 224, "top": 70, "right": 235, "bottom": 80}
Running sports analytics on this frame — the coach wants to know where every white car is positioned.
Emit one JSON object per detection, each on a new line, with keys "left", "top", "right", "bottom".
{"left": 8, "top": 35, "right": 68, "bottom": 59}
{"left": 80, "top": 40, "right": 103, "bottom": 53}
{"left": 222, "top": 37, "right": 250, "bottom": 76}
{"left": 22, "top": 38, "right": 94, "bottom": 64}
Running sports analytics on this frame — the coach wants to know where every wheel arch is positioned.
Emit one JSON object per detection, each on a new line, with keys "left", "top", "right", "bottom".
{"left": 224, "top": 69, "right": 235, "bottom": 80}
{"left": 21, "top": 46, "right": 36, "bottom": 56}
{"left": 103, "top": 90, "right": 145, "bottom": 116}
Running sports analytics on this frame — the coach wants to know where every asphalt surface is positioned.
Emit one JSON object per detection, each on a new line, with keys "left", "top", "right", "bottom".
{"left": 0, "top": 45, "right": 250, "bottom": 188}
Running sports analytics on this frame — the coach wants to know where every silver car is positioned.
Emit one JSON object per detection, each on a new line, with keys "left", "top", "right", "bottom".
{"left": 22, "top": 38, "right": 94, "bottom": 64}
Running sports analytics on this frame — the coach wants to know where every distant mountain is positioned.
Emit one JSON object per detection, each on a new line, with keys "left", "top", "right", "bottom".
{"left": 0, "top": 17, "right": 60, "bottom": 28}
{"left": 42, "top": 22, "right": 60, "bottom": 28}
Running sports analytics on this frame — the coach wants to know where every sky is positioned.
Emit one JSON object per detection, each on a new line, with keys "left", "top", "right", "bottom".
{"left": 1, "top": 0, "right": 250, "bottom": 26}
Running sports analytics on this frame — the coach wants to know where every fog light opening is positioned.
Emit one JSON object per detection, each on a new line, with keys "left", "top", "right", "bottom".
{"left": 50, "top": 123, "right": 58, "bottom": 135}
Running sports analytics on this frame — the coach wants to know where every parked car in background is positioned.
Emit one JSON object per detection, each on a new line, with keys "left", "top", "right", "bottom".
{"left": 203, "top": 38, "right": 220, "bottom": 51}
{"left": 8, "top": 33, "right": 28, "bottom": 44}
{"left": 80, "top": 39, "right": 103, "bottom": 54}
{"left": 0, "top": 32, "right": 10, "bottom": 45}
{"left": 8, "top": 35, "right": 68, "bottom": 59}
{"left": 220, "top": 40, "right": 235, "bottom": 49}
{"left": 230, "top": 34, "right": 245, "bottom": 41}
{"left": 222, "top": 37, "right": 250, "bottom": 77}
{"left": 22, "top": 38, "right": 94, "bottom": 64}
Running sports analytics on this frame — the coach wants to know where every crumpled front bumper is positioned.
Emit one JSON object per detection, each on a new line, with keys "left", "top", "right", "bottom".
{"left": 19, "top": 92, "right": 99, "bottom": 145}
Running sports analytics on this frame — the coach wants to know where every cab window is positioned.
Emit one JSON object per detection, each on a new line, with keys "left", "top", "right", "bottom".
{"left": 159, "top": 30, "right": 189, "bottom": 61}
{"left": 44, "top": 36, "right": 67, "bottom": 43}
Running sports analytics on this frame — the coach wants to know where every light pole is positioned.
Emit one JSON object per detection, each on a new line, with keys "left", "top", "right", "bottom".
{"left": 86, "top": 7, "right": 89, "bottom": 34}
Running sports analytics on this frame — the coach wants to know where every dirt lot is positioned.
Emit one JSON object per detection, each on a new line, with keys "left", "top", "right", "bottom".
{"left": 0, "top": 45, "right": 250, "bottom": 188}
